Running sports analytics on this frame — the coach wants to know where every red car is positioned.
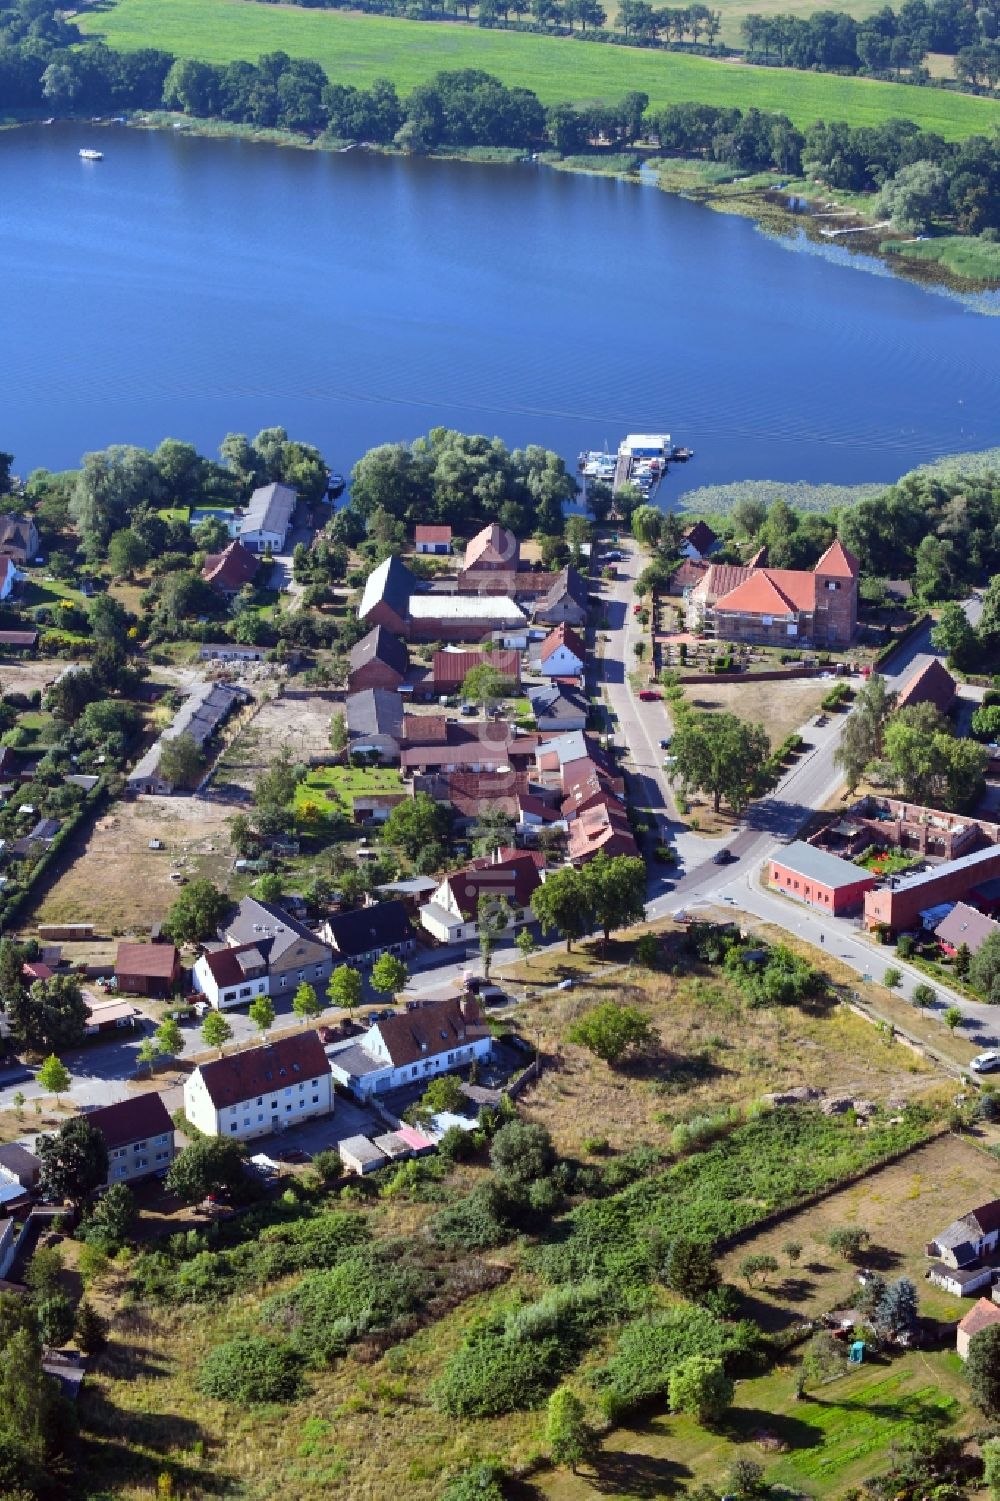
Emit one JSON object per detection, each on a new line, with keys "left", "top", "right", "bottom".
{"left": 638, "top": 690, "right": 661, "bottom": 702}
{"left": 633, "top": 604, "right": 642, "bottom": 615}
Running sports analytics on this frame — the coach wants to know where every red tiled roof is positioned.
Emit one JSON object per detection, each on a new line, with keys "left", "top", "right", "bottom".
{"left": 87, "top": 1092, "right": 174, "bottom": 1151}
{"left": 958, "top": 1298, "right": 1000, "bottom": 1339}
{"left": 815, "top": 539, "right": 860, "bottom": 578}
{"left": 897, "top": 658, "right": 956, "bottom": 714}
{"left": 115, "top": 942, "right": 179, "bottom": 979}
{"left": 431, "top": 649, "right": 521, "bottom": 688}
{"left": 567, "top": 800, "right": 638, "bottom": 862}
{"left": 374, "top": 998, "right": 482, "bottom": 1067}
{"left": 195, "top": 1031, "right": 330, "bottom": 1109}
{"left": 403, "top": 715, "right": 451, "bottom": 745}
{"left": 669, "top": 559, "right": 709, "bottom": 590}
{"left": 463, "top": 523, "right": 518, "bottom": 570}
{"left": 442, "top": 852, "right": 542, "bottom": 918}
{"left": 201, "top": 942, "right": 267, "bottom": 988}
{"left": 540, "top": 624, "right": 586, "bottom": 664}
{"left": 715, "top": 572, "right": 799, "bottom": 617}
{"left": 415, "top": 525, "right": 452, "bottom": 543}
{"left": 443, "top": 770, "right": 528, "bottom": 817}
{"left": 518, "top": 792, "right": 562, "bottom": 822}
{"left": 202, "top": 541, "right": 259, "bottom": 593}
{"left": 0, "top": 631, "right": 39, "bottom": 647}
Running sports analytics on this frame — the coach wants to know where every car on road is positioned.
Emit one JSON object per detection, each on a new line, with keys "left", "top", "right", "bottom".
{"left": 971, "top": 1051, "right": 1000, "bottom": 1073}
{"left": 638, "top": 690, "right": 661, "bottom": 702}
{"left": 712, "top": 848, "right": 736, "bottom": 865}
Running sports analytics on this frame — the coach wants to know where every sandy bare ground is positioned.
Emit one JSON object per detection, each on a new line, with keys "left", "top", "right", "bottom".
{"left": 213, "top": 688, "right": 339, "bottom": 793}
{"left": 34, "top": 795, "right": 236, "bottom": 936}
{"left": 685, "top": 676, "right": 830, "bottom": 747}
{"left": 0, "top": 657, "right": 68, "bottom": 698}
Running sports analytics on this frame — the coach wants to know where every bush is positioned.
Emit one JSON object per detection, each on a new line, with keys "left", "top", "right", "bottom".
{"left": 198, "top": 1335, "right": 302, "bottom": 1403}
{"left": 439, "top": 1464, "right": 506, "bottom": 1501}
{"left": 262, "top": 1248, "right": 432, "bottom": 1361}
{"left": 431, "top": 1181, "right": 518, "bottom": 1250}
{"left": 489, "top": 1121, "right": 555, "bottom": 1185}
{"left": 595, "top": 1305, "right": 758, "bottom": 1414}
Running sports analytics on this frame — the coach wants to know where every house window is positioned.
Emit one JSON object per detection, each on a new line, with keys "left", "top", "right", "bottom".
{"left": 229, "top": 1123, "right": 238, "bottom": 1133}
{"left": 258, "top": 1113, "right": 264, "bottom": 1123}
{"left": 256, "top": 1097, "right": 262, "bottom": 1105}
{"left": 243, "top": 1118, "right": 250, "bottom": 1127}
{"left": 285, "top": 1103, "right": 292, "bottom": 1112}
{"left": 113, "top": 1166, "right": 127, "bottom": 1179}
{"left": 155, "top": 1151, "right": 170, "bottom": 1163}
{"left": 134, "top": 1140, "right": 147, "bottom": 1151}
{"left": 312, "top": 1094, "right": 319, "bottom": 1105}
{"left": 135, "top": 1158, "right": 148, "bottom": 1170}
{"left": 240, "top": 986, "right": 252, "bottom": 997}
{"left": 284, "top": 1086, "right": 292, "bottom": 1096}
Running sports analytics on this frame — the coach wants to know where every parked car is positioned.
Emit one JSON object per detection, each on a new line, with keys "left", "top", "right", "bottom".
{"left": 638, "top": 690, "right": 661, "bottom": 702}
{"left": 971, "top": 1051, "right": 1000, "bottom": 1073}
{"left": 712, "top": 848, "right": 736, "bottom": 866}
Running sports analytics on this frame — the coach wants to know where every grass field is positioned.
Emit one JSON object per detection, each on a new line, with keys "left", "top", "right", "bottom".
{"left": 539, "top": 1353, "right": 968, "bottom": 1499}
{"left": 886, "top": 232, "right": 1000, "bottom": 283}
{"left": 78, "top": 0, "right": 1000, "bottom": 137}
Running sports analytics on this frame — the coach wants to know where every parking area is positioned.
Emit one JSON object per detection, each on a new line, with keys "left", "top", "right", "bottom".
{"left": 249, "top": 1093, "right": 385, "bottom": 1158}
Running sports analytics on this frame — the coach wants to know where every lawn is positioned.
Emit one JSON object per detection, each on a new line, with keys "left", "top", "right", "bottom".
{"left": 539, "top": 1353, "right": 968, "bottom": 1499}
{"left": 294, "top": 763, "right": 405, "bottom": 819}
{"left": 79, "top": 0, "right": 1000, "bottom": 137}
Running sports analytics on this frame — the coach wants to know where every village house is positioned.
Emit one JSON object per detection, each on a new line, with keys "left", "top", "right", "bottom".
{"left": 934, "top": 901, "right": 1000, "bottom": 958}
{"left": 114, "top": 941, "right": 181, "bottom": 998}
{"left": 0, "top": 514, "right": 38, "bottom": 564}
{"left": 327, "top": 996, "right": 491, "bottom": 1100}
{"left": 184, "top": 1030, "right": 334, "bottom": 1141}
{"left": 0, "top": 1144, "right": 41, "bottom": 1210}
{"left": 0, "top": 628, "right": 39, "bottom": 652}
{"left": 528, "top": 683, "right": 588, "bottom": 733}
{"left": 237, "top": 482, "right": 297, "bottom": 554}
{"left": 896, "top": 658, "right": 957, "bottom": 716}
{"left": 414, "top": 524, "right": 452, "bottom": 555}
{"left": 347, "top": 626, "right": 409, "bottom": 694}
{"left": 769, "top": 841, "right": 877, "bottom": 914}
{"left": 537, "top": 624, "right": 587, "bottom": 679}
{"left": 957, "top": 1298, "right": 1000, "bottom": 1357}
{"left": 566, "top": 798, "right": 638, "bottom": 863}
{"left": 200, "top": 539, "right": 259, "bottom": 598}
{"left": 346, "top": 688, "right": 405, "bottom": 763}
{"left": 400, "top": 724, "right": 539, "bottom": 777}
{"left": 198, "top": 643, "right": 266, "bottom": 664}
{"left": 413, "top": 769, "right": 533, "bottom": 827}
{"left": 419, "top": 849, "right": 542, "bottom": 945}
{"left": 687, "top": 540, "right": 859, "bottom": 648}
{"left": 459, "top": 522, "right": 520, "bottom": 591}
{"left": 532, "top": 566, "right": 589, "bottom": 628}
{"left": 358, "top": 555, "right": 528, "bottom": 641}
{"left": 319, "top": 899, "right": 415, "bottom": 968}
{"left": 87, "top": 1093, "right": 176, "bottom": 1185}
{"left": 926, "top": 1199, "right": 1000, "bottom": 1271}
{"left": 193, "top": 897, "right": 334, "bottom": 1010}
{"left": 667, "top": 558, "right": 709, "bottom": 597}
{"left": 679, "top": 521, "right": 720, "bottom": 562}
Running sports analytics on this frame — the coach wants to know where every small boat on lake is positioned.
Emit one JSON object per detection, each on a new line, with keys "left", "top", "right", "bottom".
{"left": 79, "top": 148, "right": 103, "bottom": 161}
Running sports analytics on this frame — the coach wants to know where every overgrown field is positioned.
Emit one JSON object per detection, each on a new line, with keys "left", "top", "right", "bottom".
{"left": 78, "top": 0, "right": 1000, "bottom": 137}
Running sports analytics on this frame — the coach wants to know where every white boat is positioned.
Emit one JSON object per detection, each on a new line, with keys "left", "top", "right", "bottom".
{"left": 78, "top": 148, "right": 103, "bottom": 161}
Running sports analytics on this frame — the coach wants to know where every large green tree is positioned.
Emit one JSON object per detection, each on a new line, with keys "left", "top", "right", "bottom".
{"left": 583, "top": 852, "right": 646, "bottom": 944}
{"left": 532, "top": 866, "right": 595, "bottom": 951}
{"left": 669, "top": 712, "right": 770, "bottom": 815}
{"left": 166, "top": 1137, "right": 246, "bottom": 1203}
{"left": 70, "top": 445, "right": 163, "bottom": 548}
{"left": 163, "top": 879, "right": 230, "bottom": 945}
{"left": 37, "top": 1116, "right": 108, "bottom": 1208}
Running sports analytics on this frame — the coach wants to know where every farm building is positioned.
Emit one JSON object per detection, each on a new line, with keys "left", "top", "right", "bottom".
{"left": 414, "top": 525, "right": 452, "bottom": 555}
{"left": 532, "top": 566, "right": 589, "bottom": 627}
{"left": 896, "top": 658, "right": 957, "bottom": 715}
{"left": 338, "top": 1135, "right": 387, "bottom": 1174}
{"left": 769, "top": 841, "right": 877, "bottom": 914}
{"left": 127, "top": 681, "right": 245, "bottom": 795}
{"left": 346, "top": 688, "right": 405, "bottom": 763}
{"left": 429, "top": 648, "right": 521, "bottom": 696}
{"left": 347, "top": 626, "right": 409, "bottom": 693}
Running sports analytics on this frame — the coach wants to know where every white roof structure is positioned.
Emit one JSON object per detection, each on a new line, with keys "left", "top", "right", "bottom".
{"left": 622, "top": 433, "right": 671, "bottom": 453}
{"left": 409, "top": 595, "right": 526, "bottom": 624}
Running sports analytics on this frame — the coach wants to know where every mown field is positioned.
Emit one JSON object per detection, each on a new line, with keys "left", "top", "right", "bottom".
{"left": 78, "top": 0, "right": 1000, "bottom": 137}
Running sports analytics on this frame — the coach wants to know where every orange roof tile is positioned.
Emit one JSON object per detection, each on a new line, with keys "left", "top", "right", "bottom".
{"left": 715, "top": 572, "right": 798, "bottom": 617}
{"left": 815, "top": 540, "right": 860, "bottom": 578}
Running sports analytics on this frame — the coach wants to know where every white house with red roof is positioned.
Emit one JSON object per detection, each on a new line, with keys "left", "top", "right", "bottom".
{"left": 687, "top": 540, "right": 859, "bottom": 647}
{"left": 327, "top": 996, "right": 491, "bottom": 1099}
{"left": 418, "top": 849, "right": 543, "bottom": 945}
{"left": 183, "top": 1030, "right": 333, "bottom": 1140}
{"left": 537, "top": 624, "right": 586, "bottom": 678}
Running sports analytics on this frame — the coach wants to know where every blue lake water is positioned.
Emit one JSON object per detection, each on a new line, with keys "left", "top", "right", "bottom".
{"left": 2, "top": 120, "right": 999, "bottom": 498}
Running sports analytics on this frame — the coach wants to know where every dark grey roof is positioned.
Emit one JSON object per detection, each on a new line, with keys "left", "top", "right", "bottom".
{"left": 775, "top": 840, "right": 872, "bottom": 890}
{"left": 349, "top": 626, "right": 409, "bottom": 679}
{"left": 358, "top": 555, "right": 415, "bottom": 622}
{"left": 528, "top": 683, "right": 588, "bottom": 721}
{"left": 542, "top": 566, "right": 588, "bottom": 611}
{"left": 346, "top": 688, "right": 404, "bottom": 742}
{"left": 324, "top": 900, "right": 413, "bottom": 959}
{"left": 223, "top": 897, "right": 329, "bottom": 965}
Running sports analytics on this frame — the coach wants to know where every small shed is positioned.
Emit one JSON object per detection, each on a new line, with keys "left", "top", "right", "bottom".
{"left": 928, "top": 1261, "right": 995, "bottom": 1299}
{"left": 372, "top": 1131, "right": 412, "bottom": 1162}
{"left": 339, "top": 1135, "right": 387, "bottom": 1176}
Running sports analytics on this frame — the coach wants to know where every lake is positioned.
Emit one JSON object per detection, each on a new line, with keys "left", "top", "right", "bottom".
{"left": 3, "top": 121, "right": 1000, "bottom": 499}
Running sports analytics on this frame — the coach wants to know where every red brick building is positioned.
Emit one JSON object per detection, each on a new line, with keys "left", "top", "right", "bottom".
{"left": 688, "top": 540, "right": 859, "bottom": 648}
{"left": 769, "top": 840, "right": 876, "bottom": 914}
{"left": 347, "top": 625, "right": 409, "bottom": 693}
{"left": 430, "top": 648, "right": 521, "bottom": 696}
{"left": 864, "top": 844, "right": 1000, "bottom": 932}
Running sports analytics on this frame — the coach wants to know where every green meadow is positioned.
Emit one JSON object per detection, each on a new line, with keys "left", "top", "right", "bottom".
{"left": 79, "top": 0, "right": 1000, "bottom": 137}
